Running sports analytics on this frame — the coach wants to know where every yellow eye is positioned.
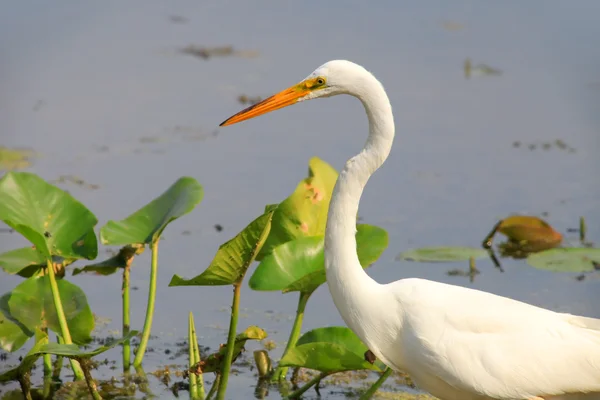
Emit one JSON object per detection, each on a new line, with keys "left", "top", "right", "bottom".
{"left": 316, "top": 77, "right": 326, "bottom": 85}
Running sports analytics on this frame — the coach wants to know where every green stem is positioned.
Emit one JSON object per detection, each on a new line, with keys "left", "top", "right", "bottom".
{"left": 133, "top": 240, "right": 160, "bottom": 368}
{"left": 191, "top": 314, "right": 205, "bottom": 399}
{"left": 122, "top": 264, "right": 131, "bottom": 372}
{"left": 359, "top": 367, "right": 393, "bottom": 400}
{"left": 18, "top": 372, "right": 33, "bottom": 400}
{"left": 286, "top": 371, "right": 329, "bottom": 399}
{"left": 52, "top": 335, "right": 65, "bottom": 380}
{"left": 45, "top": 259, "right": 84, "bottom": 380}
{"left": 206, "top": 374, "right": 220, "bottom": 400}
{"left": 272, "top": 291, "right": 310, "bottom": 381}
{"left": 79, "top": 359, "right": 102, "bottom": 400}
{"left": 188, "top": 312, "right": 199, "bottom": 399}
{"left": 215, "top": 283, "right": 241, "bottom": 400}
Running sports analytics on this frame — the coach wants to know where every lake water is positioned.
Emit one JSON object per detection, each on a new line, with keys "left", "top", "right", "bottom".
{"left": 1, "top": 1, "right": 599, "bottom": 398}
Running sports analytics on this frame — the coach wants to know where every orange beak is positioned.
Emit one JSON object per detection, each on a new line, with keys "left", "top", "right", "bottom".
{"left": 220, "top": 84, "right": 310, "bottom": 127}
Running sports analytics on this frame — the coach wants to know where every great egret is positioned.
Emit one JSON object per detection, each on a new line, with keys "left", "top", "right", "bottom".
{"left": 220, "top": 60, "right": 600, "bottom": 400}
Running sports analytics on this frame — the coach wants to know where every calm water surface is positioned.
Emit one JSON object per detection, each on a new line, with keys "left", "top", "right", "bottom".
{"left": 1, "top": 1, "right": 599, "bottom": 398}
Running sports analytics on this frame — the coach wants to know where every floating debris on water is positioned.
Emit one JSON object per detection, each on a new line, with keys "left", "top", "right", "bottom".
{"left": 441, "top": 20, "right": 465, "bottom": 31}
{"left": 0, "top": 147, "right": 35, "bottom": 171}
{"left": 512, "top": 139, "right": 576, "bottom": 153}
{"left": 464, "top": 58, "right": 502, "bottom": 79}
{"left": 180, "top": 45, "right": 259, "bottom": 60}
{"left": 169, "top": 15, "right": 188, "bottom": 24}
{"left": 237, "top": 95, "right": 263, "bottom": 105}
{"left": 51, "top": 175, "right": 100, "bottom": 190}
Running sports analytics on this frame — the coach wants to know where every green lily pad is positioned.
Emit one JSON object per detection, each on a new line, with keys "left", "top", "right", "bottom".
{"left": 0, "top": 329, "right": 48, "bottom": 383}
{"left": 101, "top": 177, "right": 203, "bottom": 245}
{"left": 199, "top": 326, "right": 267, "bottom": 373}
{"left": 527, "top": 248, "right": 600, "bottom": 272}
{"left": 169, "top": 210, "right": 273, "bottom": 286}
{"left": 0, "top": 172, "right": 98, "bottom": 259}
{"left": 257, "top": 157, "right": 338, "bottom": 260}
{"left": 279, "top": 326, "right": 380, "bottom": 373}
{"left": 36, "top": 331, "right": 139, "bottom": 359}
{"left": 0, "top": 247, "right": 46, "bottom": 276}
{"left": 0, "top": 276, "right": 94, "bottom": 347}
{"left": 249, "top": 224, "right": 388, "bottom": 293}
{"left": 396, "top": 246, "right": 489, "bottom": 263}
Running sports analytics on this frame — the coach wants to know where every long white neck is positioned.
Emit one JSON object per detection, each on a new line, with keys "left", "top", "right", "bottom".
{"left": 324, "top": 72, "right": 395, "bottom": 304}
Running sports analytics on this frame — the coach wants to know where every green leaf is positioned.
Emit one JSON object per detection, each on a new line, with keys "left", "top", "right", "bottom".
{"left": 257, "top": 157, "right": 338, "bottom": 260}
{"left": 0, "top": 172, "right": 98, "bottom": 259}
{"left": 396, "top": 246, "right": 489, "bottom": 263}
{"left": 0, "top": 302, "right": 31, "bottom": 352}
{"left": 527, "top": 248, "right": 600, "bottom": 272}
{"left": 0, "top": 329, "right": 48, "bottom": 383}
{"left": 249, "top": 224, "right": 388, "bottom": 293}
{"left": 0, "top": 247, "right": 45, "bottom": 276}
{"left": 35, "top": 331, "right": 139, "bottom": 359}
{"left": 2, "top": 276, "right": 94, "bottom": 345}
{"left": 200, "top": 326, "right": 267, "bottom": 373}
{"left": 100, "top": 177, "right": 203, "bottom": 245}
{"left": 279, "top": 326, "right": 379, "bottom": 373}
{"left": 170, "top": 211, "right": 272, "bottom": 286}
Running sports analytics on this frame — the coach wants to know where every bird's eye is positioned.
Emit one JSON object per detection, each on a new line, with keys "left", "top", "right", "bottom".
{"left": 316, "top": 77, "right": 325, "bottom": 85}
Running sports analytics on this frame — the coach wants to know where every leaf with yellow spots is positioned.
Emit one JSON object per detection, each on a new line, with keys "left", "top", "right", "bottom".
{"left": 257, "top": 157, "right": 338, "bottom": 260}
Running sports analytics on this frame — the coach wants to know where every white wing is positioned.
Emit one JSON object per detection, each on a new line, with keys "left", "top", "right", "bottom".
{"left": 393, "top": 279, "right": 600, "bottom": 399}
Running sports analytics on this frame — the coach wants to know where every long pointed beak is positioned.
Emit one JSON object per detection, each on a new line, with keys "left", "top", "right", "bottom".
{"left": 220, "top": 84, "right": 309, "bottom": 127}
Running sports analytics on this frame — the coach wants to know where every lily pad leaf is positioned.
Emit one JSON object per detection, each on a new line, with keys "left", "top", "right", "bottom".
{"left": 527, "top": 248, "right": 600, "bottom": 272}
{"left": 1, "top": 276, "right": 94, "bottom": 345}
{"left": 0, "top": 329, "right": 48, "bottom": 383}
{"left": 498, "top": 215, "right": 562, "bottom": 244}
{"left": 36, "top": 331, "right": 139, "bottom": 359}
{"left": 396, "top": 246, "right": 489, "bottom": 263}
{"left": 169, "top": 210, "right": 273, "bottom": 286}
{"left": 257, "top": 157, "right": 338, "bottom": 260}
{"left": 0, "top": 247, "right": 45, "bottom": 276}
{"left": 280, "top": 326, "right": 379, "bottom": 373}
{"left": 101, "top": 177, "right": 203, "bottom": 245}
{"left": 199, "top": 326, "right": 267, "bottom": 373}
{"left": 249, "top": 224, "right": 388, "bottom": 293}
{"left": 0, "top": 172, "right": 98, "bottom": 259}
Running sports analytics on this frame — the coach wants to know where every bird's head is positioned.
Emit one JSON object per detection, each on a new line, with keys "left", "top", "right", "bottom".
{"left": 220, "top": 60, "right": 372, "bottom": 127}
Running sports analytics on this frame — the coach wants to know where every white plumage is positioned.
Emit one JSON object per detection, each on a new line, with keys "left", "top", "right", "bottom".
{"left": 220, "top": 60, "right": 600, "bottom": 399}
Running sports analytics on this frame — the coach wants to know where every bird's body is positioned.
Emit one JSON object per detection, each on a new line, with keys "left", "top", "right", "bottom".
{"left": 220, "top": 60, "right": 600, "bottom": 399}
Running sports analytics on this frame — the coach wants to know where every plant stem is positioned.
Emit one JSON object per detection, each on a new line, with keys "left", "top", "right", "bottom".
{"left": 206, "top": 374, "right": 220, "bottom": 400}
{"left": 191, "top": 314, "right": 205, "bottom": 399}
{"left": 133, "top": 239, "right": 160, "bottom": 368}
{"left": 188, "top": 312, "right": 200, "bottom": 399}
{"left": 18, "top": 372, "right": 33, "bottom": 400}
{"left": 45, "top": 259, "right": 84, "bottom": 380}
{"left": 359, "top": 367, "right": 393, "bottom": 400}
{"left": 122, "top": 264, "right": 131, "bottom": 372}
{"left": 216, "top": 283, "right": 241, "bottom": 400}
{"left": 79, "top": 359, "right": 102, "bottom": 400}
{"left": 52, "top": 335, "right": 65, "bottom": 380}
{"left": 286, "top": 371, "right": 329, "bottom": 399}
{"left": 272, "top": 291, "right": 310, "bottom": 381}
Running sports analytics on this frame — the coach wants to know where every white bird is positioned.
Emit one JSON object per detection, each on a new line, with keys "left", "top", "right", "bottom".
{"left": 220, "top": 60, "right": 600, "bottom": 400}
